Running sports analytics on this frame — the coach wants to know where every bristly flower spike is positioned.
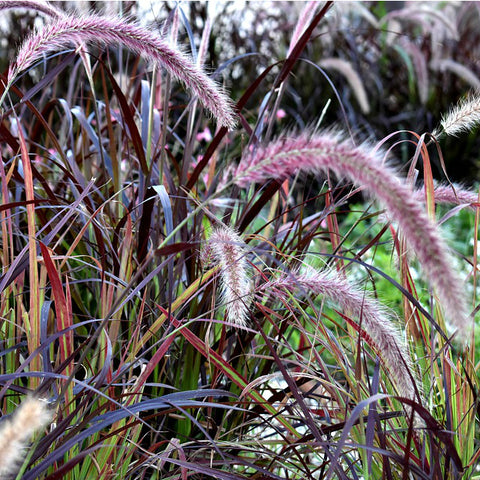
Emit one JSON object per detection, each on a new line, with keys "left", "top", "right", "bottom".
{"left": 0, "top": 0, "right": 63, "bottom": 18}
{"left": 415, "top": 183, "right": 480, "bottom": 209}
{"left": 201, "top": 226, "right": 252, "bottom": 327}
{"left": 0, "top": 397, "right": 52, "bottom": 476}
{"left": 7, "top": 14, "right": 237, "bottom": 129}
{"left": 287, "top": 1, "right": 319, "bottom": 56}
{"left": 235, "top": 130, "right": 470, "bottom": 340}
{"left": 264, "top": 266, "right": 421, "bottom": 403}
{"left": 434, "top": 91, "right": 480, "bottom": 138}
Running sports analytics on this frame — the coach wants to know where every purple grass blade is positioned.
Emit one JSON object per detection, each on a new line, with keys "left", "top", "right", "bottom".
{"left": 22, "top": 391, "right": 240, "bottom": 479}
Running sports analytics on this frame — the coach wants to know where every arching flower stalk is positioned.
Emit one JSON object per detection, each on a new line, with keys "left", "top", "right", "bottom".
{"left": 6, "top": 13, "right": 237, "bottom": 129}
{"left": 0, "top": 0, "right": 63, "bottom": 18}
{"left": 260, "top": 266, "right": 421, "bottom": 403}
{"left": 235, "top": 130, "right": 470, "bottom": 340}
{"left": 414, "top": 183, "right": 480, "bottom": 208}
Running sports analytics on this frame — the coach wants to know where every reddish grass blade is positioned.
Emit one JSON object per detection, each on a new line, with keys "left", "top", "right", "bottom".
{"left": 39, "top": 242, "right": 74, "bottom": 381}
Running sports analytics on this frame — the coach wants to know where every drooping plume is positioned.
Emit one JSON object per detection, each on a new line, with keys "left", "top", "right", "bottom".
{"left": 7, "top": 14, "right": 236, "bottom": 129}
{"left": 201, "top": 226, "right": 252, "bottom": 327}
{"left": 0, "top": 397, "right": 52, "bottom": 476}
{"left": 262, "top": 267, "right": 420, "bottom": 401}
{"left": 235, "top": 131, "right": 470, "bottom": 339}
{"left": 0, "top": 0, "right": 63, "bottom": 17}
{"left": 414, "top": 183, "right": 480, "bottom": 209}
{"left": 319, "top": 58, "right": 370, "bottom": 114}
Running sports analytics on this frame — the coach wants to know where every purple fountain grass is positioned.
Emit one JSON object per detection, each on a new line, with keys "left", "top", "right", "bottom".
{"left": 319, "top": 58, "right": 370, "bottom": 114}
{"left": 433, "top": 91, "right": 480, "bottom": 137}
{"left": 201, "top": 226, "right": 252, "bottom": 327}
{"left": 7, "top": 13, "right": 237, "bottom": 129}
{"left": 235, "top": 130, "right": 470, "bottom": 340}
{"left": 0, "top": 0, "right": 63, "bottom": 17}
{"left": 261, "top": 266, "right": 420, "bottom": 402}
{"left": 197, "top": 17, "right": 212, "bottom": 68}
{"left": 430, "top": 60, "right": 480, "bottom": 95}
{"left": 287, "top": 1, "right": 319, "bottom": 56}
{"left": 0, "top": 397, "right": 52, "bottom": 476}
{"left": 414, "top": 183, "right": 480, "bottom": 208}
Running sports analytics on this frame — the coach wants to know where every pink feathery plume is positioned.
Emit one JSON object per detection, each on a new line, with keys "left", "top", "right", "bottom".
{"left": 201, "top": 226, "right": 251, "bottom": 327}
{"left": 235, "top": 131, "right": 470, "bottom": 340}
{"left": 414, "top": 183, "right": 480, "bottom": 208}
{"left": 287, "top": 1, "right": 319, "bottom": 56}
{"left": 0, "top": 397, "right": 52, "bottom": 476}
{"left": 263, "top": 267, "right": 420, "bottom": 402}
{"left": 0, "top": 0, "right": 63, "bottom": 17}
{"left": 197, "top": 17, "right": 212, "bottom": 67}
{"left": 7, "top": 14, "right": 237, "bottom": 130}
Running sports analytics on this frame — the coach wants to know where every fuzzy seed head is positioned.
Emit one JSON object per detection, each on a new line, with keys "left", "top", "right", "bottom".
{"left": 264, "top": 266, "right": 420, "bottom": 402}
{"left": 201, "top": 226, "right": 251, "bottom": 327}
{"left": 0, "top": 397, "right": 52, "bottom": 476}
{"left": 0, "top": 1, "right": 63, "bottom": 18}
{"left": 414, "top": 183, "right": 480, "bottom": 209}
{"left": 435, "top": 92, "right": 480, "bottom": 137}
{"left": 8, "top": 13, "right": 236, "bottom": 129}
{"left": 235, "top": 130, "right": 470, "bottom": 340}
{"left": 288, "top": 1, "right": 319, "bottom": 56}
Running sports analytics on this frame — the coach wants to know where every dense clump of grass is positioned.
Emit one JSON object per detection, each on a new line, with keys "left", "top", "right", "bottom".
{"left": 0, "top": 1, "right": 478, "bottom": 479}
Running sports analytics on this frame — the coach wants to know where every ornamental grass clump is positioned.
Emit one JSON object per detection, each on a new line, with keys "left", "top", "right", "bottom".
{"left": 5, "top": 13, "right": 237, "bottom": 129}
{"left": 235, "top": 130, "right": 470, "bottom": 340}
{"left": 0, "top": 1, "right": 478, "bottom": 478}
